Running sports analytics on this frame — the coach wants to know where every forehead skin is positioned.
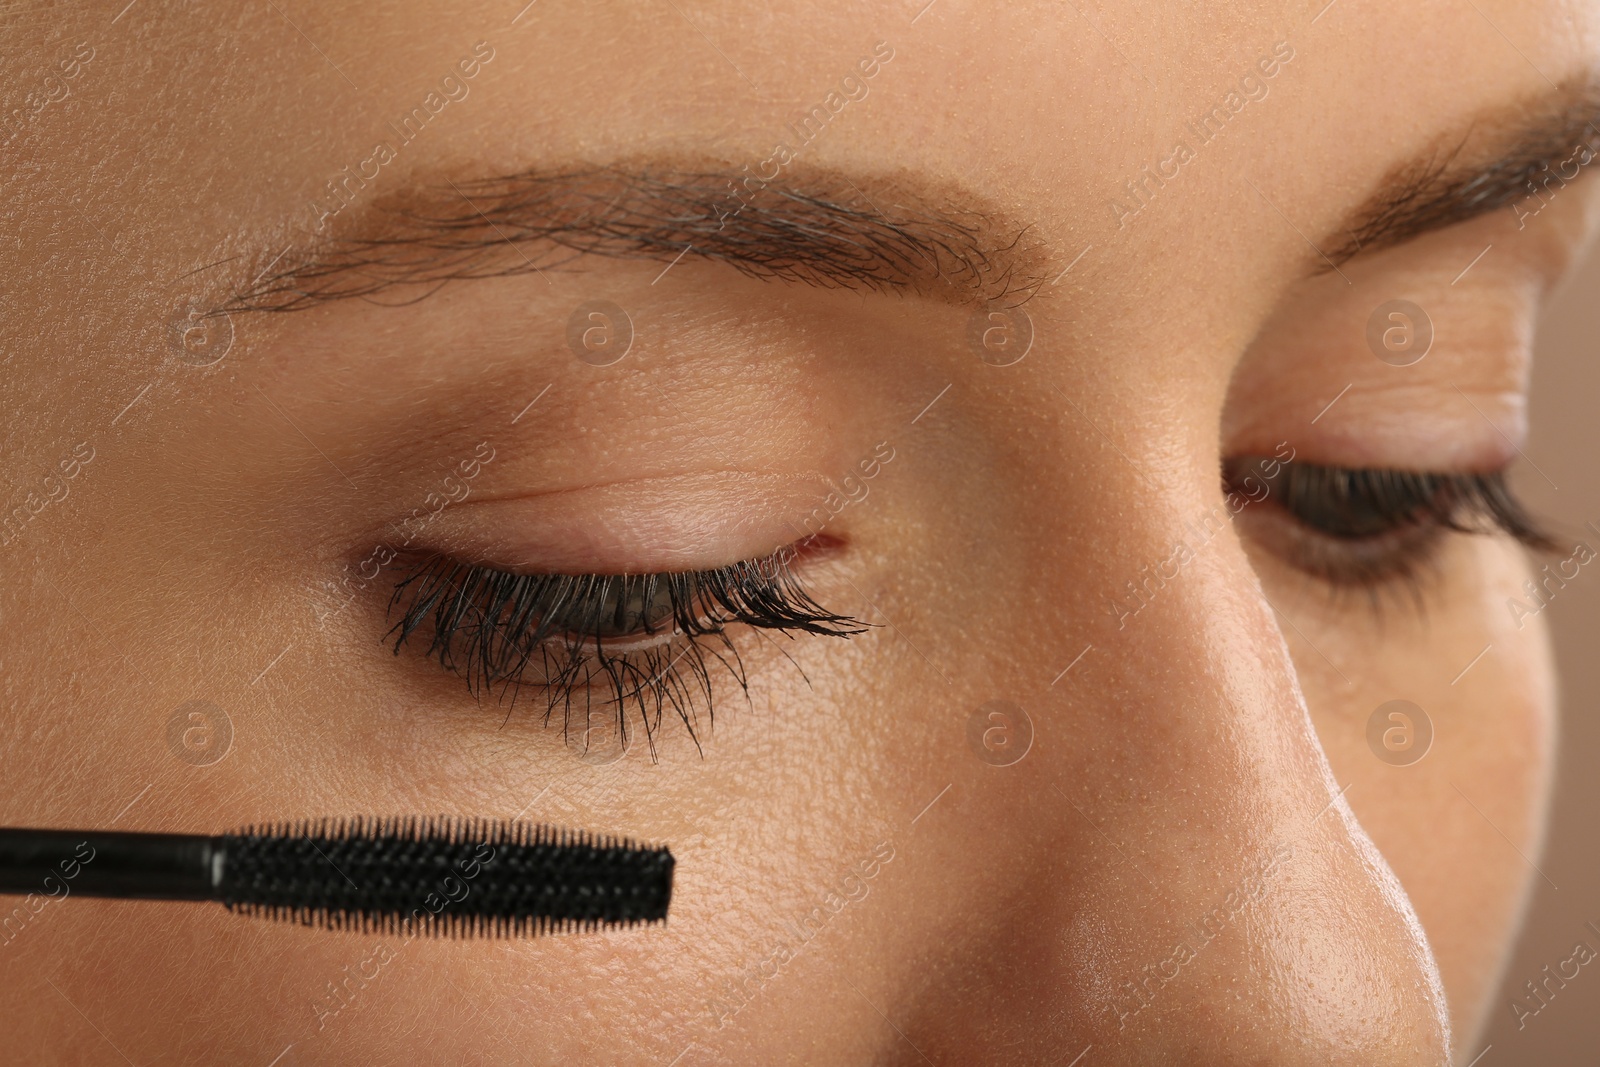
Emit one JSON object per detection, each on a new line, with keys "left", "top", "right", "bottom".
{"left": 3, "top": 1, "right": 1599, "bottom": 1065}
{"left": 5, "top": 0, "right": 1592, "bottom": 440}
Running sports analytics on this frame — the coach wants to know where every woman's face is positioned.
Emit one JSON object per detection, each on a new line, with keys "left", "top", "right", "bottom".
{"left": 5, "top": 1, "right": 1599, "bottom": 1063}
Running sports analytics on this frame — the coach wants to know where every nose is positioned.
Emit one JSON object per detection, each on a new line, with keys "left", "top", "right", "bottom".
{"left": 1063, "top": 518, "right": 1449, "bottom": 1062}
{"left": 918, "top": 474, "right": 1454, "bottom": 1064}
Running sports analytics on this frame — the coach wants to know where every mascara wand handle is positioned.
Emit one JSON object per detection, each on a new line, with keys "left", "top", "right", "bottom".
{"left": 0, "top": 828, "right": 220, "bottom": 901}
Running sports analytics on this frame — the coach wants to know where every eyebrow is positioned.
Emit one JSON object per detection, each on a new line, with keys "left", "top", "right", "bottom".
{"left": 1324, "top": 80, "right": 1600, "bottom": 265}
{"left": 223, "top": 163, "right": 1044, "bottom": 313}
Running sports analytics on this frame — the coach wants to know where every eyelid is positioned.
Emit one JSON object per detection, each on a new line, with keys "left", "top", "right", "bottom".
{"left": 405, "top": 469, "right": 844, "bottom": 574}
{"left": 384, "top": 545, "right": 864, "bottom": 744}
{"left": 1227, "top": 457, "right": 1555, "bottom": 589}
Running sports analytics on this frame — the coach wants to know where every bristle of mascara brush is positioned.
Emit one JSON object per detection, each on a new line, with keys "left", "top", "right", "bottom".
{"left": 217, "top": 817, "right": 673, "bottom": 937}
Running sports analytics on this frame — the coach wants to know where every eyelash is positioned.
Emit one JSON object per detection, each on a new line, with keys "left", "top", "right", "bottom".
{"left": 385, "top": 546, "right": 863, "bottom": 754}
{"left": 1224, "top": 457, "right": 1555, "bottom": 592}
{"left": 384, "top": 461, "right": 1541, "bottom": 738}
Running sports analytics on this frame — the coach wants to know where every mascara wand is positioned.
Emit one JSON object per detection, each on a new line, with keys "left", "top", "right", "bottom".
{"left": 0, "top": 817, "right": 673, "bottom": 937}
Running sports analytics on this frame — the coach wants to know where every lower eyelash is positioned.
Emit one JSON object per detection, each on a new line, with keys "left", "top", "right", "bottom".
{"left": 384, "top": 547, "right": 864, "bottom": 756}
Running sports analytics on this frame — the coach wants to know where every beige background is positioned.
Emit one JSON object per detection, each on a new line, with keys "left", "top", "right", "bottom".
{"left": 1482, "top": 239, "right": 1600, "bottom": 1061}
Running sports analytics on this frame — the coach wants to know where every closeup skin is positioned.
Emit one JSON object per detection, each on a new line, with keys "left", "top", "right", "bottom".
{"left": 3, "top": 0, "right": 1600, "bottom": 1064}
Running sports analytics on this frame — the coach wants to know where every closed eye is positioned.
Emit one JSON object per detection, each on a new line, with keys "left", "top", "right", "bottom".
{"left": 1224, "top": 457, "right": 1556, "bottom": 590}
{"left": 384, "top": 542, "right": 864, "bottom": 755}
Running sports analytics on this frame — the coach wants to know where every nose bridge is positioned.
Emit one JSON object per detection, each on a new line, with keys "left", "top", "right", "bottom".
{"left": 1036, "top": 504, "right": 1453, "bottom": 1062}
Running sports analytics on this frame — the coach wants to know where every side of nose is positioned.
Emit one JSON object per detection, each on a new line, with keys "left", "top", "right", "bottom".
{"left": 957, "top": 479, "right": 1457, "bottom": 1065}
{"left": 1047, "top": 529, "right": 1451, "bottom": 1063}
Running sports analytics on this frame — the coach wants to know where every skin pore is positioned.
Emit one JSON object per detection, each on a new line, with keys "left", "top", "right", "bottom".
{"left": 3, "top": 0, "right": 1600, "bottom": 1063}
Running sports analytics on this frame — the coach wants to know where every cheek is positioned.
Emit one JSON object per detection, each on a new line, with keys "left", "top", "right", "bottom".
{"left": 1302, "top": 535, "right": 1556, "bottom": 1040}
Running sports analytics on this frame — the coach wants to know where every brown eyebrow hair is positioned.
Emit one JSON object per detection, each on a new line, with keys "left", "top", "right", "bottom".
{"left": 222, "top": 163, "right": 1045, "bottom": 313}
{"left": 1325, "top": 80, "right": 1600, "bottom": 265}
{"left": 223, "top": 85, "right": 1600, "bottom": 312}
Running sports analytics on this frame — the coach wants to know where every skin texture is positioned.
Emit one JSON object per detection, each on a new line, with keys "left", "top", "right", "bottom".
{"left": 3, "top": 0, "right": 1599, "bottom": 1063}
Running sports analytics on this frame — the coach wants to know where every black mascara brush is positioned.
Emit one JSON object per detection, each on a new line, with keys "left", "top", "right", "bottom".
{"left": 0, "top": 817, "right": 673, "bottom": 937}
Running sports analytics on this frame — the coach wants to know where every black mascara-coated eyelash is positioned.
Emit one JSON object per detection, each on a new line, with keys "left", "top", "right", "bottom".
{"left": 386, "top": 547, "right": 864, "bottom": 753}
{"left": 1224, "top": 457, "right": 1556, "bottom": 589}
